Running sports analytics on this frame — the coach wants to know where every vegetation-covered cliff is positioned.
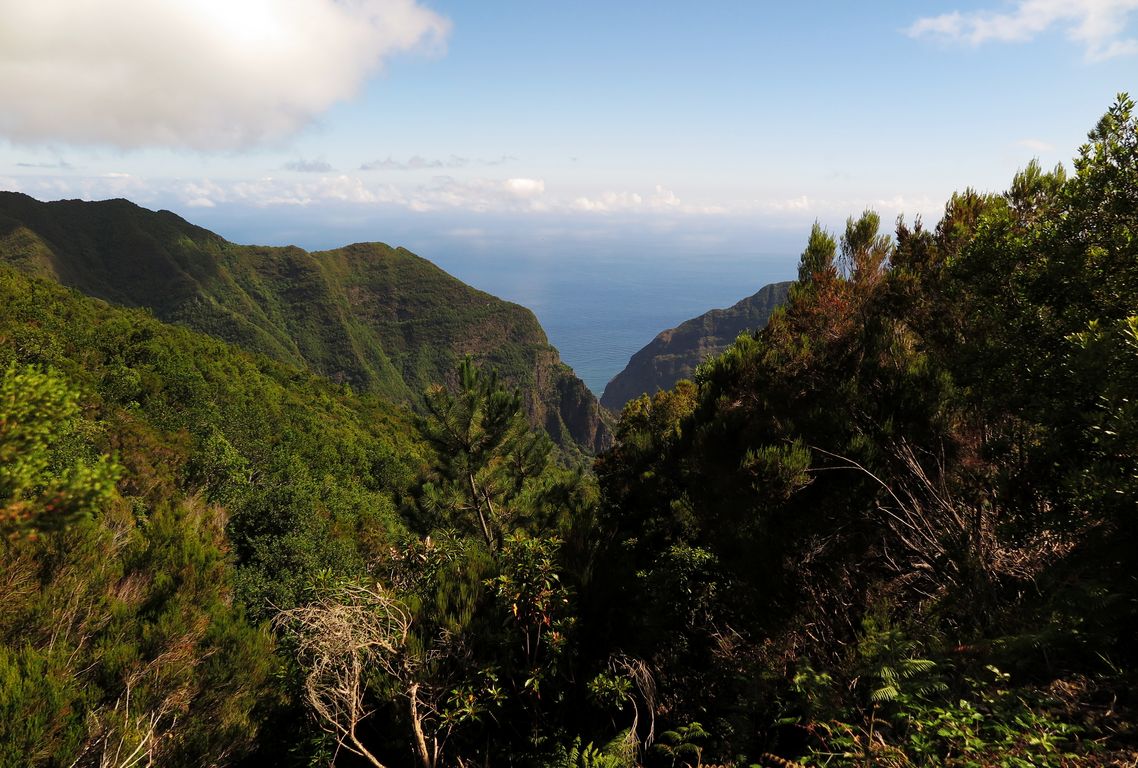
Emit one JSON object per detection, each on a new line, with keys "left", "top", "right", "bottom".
{"left": 0, "top": 192, "right": 610, "bottom": 452}
{"left": 600, "top": 281, "right": 791, "bottom": 411}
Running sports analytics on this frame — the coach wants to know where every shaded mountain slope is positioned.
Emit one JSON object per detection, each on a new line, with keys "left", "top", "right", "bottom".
{"left": 600, "top": 280, "right": 791, "bottom": 410}
{"left": 0, "top": 191, "right": 610, "bottom": 451}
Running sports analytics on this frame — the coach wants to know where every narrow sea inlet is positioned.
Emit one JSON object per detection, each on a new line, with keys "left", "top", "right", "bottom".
{"left": 427, "top": 248, "right": 795, "bottom": 394}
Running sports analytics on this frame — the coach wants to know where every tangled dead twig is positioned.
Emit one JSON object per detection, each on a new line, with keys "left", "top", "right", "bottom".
{"left": 273, "top": 583, "right": 411, "bottom": 768}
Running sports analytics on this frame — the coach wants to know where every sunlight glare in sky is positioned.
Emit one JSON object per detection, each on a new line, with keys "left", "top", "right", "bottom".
{"left": 197, "top": 0, "right": 282, "bottom": 48}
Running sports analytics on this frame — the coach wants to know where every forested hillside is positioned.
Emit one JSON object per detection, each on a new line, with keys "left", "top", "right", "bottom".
{"left": 0, "top": 263, "right": 428, "bottom": 765}
{"left": 1, "top": 96, "right": 1136, "bottom": 768}
{"left": 0, "top": 193, "right": 610, "bottom": 452}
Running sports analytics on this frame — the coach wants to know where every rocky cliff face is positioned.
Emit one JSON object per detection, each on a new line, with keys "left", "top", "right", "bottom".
{"left": 600, "top": 281, "right": 792, "bottom": 411}
{"left": 0, "top": 191, "right": 611, "bottom": 453}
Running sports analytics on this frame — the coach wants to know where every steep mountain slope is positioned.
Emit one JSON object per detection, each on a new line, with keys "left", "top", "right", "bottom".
{"left": 0, "top": 191, "right": 610, "bottom": 451}
{"left": 600, "top": 280, "right": 791, "bottom": 410}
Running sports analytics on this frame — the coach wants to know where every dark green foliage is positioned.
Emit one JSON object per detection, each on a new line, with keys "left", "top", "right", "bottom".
{"left": 0, "top": 365, "right": 274, "bottom": 766}
{"left": 839, "top": 209, "right": 891, "bottom": 282}
{"left": 797, "top": 221, "right": 837, "bottom": 284}
{"left": 588, "top": 95, "right": 1138, "bottom": 765}
{"left": 417, "top": 358, "right": 563, "bottom": 549}
{"left": 489, "top": 531, "right": 574, "bottom": 685}
{"left": 551, "top": 732, "right": 636, "bottom": 768}
{"left": 264, "top": 359, "right": 598, "bottom": 768}
{"left": 651, "top": 722, "right": 707, "bottom": 768}
{"left": 0, "top": 363, "right": 120, "bottom": 535}
{"left": 407, "top": 364, "right": 587, "bottom": 755}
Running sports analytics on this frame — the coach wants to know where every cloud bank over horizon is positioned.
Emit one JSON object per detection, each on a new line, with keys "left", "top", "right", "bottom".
{"left": 1, "top": 171, "right": 946, "bottom": 244}
{"left": 0, "top": 0, "right": 450, "bottom": 150}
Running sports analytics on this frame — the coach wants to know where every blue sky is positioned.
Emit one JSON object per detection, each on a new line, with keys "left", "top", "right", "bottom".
{"left": 0, "top": 0, "right": 1134, "bottom": 254}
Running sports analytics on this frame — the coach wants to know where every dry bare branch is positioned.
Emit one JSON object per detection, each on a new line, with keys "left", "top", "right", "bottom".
{"left": 274, "top": 583, "right": 412, "bottom": 768}
{"left": 609, "top": 654, "right": 657, "bottom": 754}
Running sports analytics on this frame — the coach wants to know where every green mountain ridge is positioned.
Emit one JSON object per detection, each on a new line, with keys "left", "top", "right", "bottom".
{"left": 0, "top": 191, "right": 610, "bottom": 452}
{"left": 600, "top": 280, "right": 792, "bottom": 410}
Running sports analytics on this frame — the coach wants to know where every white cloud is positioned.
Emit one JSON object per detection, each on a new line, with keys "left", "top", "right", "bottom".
{"left": 871, "top": 194, "right": 939, "bottom": 214}
{"left": 767, "top": 194, "right": 812, "bottom": 212}
{"left": 181, "top": 179, "right": 226, "bottom": 207}
{"left": 907, "top": 0, "right": 1138, "bottom": 60}
{"left": 361, "top": 155, "right": 468, "bottom": 171}
{"left": 572, "top": 191, "right": 642, "bottom": 212}
{"left": 284, "top": 158, "right": 335, "bottom": 173}
{"left": 738, "top": 192, "right": 944, "bottom": 224}
{"left": 650, "top": 185, "right": 681, "bottom": 209}
{"left": 357, "top": 155, "right": 517, "bottom": 171}
{"left": 1017, "top": 138, "right": 1057, "bottom": 152}
{"left": 0, "top": 0, "right": 450, "bottom": 149}
{"left": 92, "top": 174, "right": 549, "bottom": 213}
{"left": 16, "top": 159, "right": 73, "bottom": 170}
{"left": 503, "top": 178, "right": 545, "bottom": 196}
{"left": 411, "top": 177, "right": 549, "bottom": 212}
{"left": 11, "top": 171, "right": 151, "bottom": 201}
{"left": 1, "top": 172, "right": 940, "bottom": 226}
{"left": 482, "top": 155, "right": 518, "bottom": 166}
{"left": 571, "top": 186, "right": 695, "bottom": 213}
{"left": 223, "top": 175, "right": 399, "bottom": 206}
